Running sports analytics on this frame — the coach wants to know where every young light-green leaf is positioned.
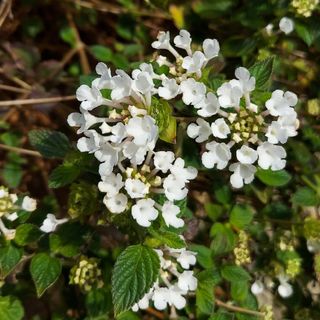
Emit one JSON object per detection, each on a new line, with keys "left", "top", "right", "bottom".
{"left": 249, "top": 56, "right": 274, "bottom": 90}
{"left": 28, "top": 130, "right": 71, "bottom": 158}
{"left": 230, "top": 204, "right": 254, "bottom": 228}
{"left": 30, "top": 253, "right": 62, "bottom": 297}
{"left": 111, "top": 245, "right": 160, "bottom": 315}
{"left": 0, "top": 296, "right": 24, "bottom": 320}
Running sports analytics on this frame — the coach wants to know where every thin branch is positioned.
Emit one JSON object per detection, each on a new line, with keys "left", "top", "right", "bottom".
{"left": 0, "top": 144, "right": 41, "bottom": 157}
{"left": 0, "top": 68, "right": 32, "bottom": 90}
{"left": 0, "top": 0, "right": 12, "bottom": 27}
{"left": 0, "top": 84, "right": 30, "bottom": 94}
{"left": 66, "top": 12, "right": 91, "bottom": 75}
{"left": 216, "top": 299, "right": 264, "bottom": 317}
{"left": 0, "top": 95, "right": 76, "bottom": 107}
{"left": 146, "top": 308, "right": 165, "bottom": 319}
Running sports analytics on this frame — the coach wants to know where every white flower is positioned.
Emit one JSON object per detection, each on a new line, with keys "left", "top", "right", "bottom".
{"left": 257, "top": 142, "right": 286, "bottom": 170}
{"left": 236, "top": 145, "right": 258, "bottom": 164}
{"left": 152, "top": 287, "right": 169, "bottom": 310}
{"left": 211, "top": 118, "right": 231, "bottom": 139}
{"left": 95, "top": 141, "right": 119, "bottom": 168}
{"left": 265, "top": 23, "right": 274, "bottom": 35}
{"left": 103, "top": 193, "right": 128, "bottom": 213}
{"left": 169, "top": 158, "right": 198, "bottom": 183}
{"left": 217, "top": 81, "right": 243, "bottom": 108}
{"left": 67, "top": 108, "right": 103, "bottom": 134}
{"left": 187, "top": 118, "right": 212, "bottom": 143}
{"left": 158, "top": 78, "right": 180, "bottom": 100}
{"left": 177, "top": 271, "right": 198, "bottom": 291}
{"left": 202, "top": 38, "right": 220, "bottom": 60}
{"left": 154, "top": 151, "right": 175, "bottom": 173}
{"left": 131, "top": 199, "right": 158, "bottom": 227}
{"left": 125, "top": 178, "right": 149, "bottom": 199}
{"left": 174, "top": 29, "right": 192, "bottom": 54}
{"left": 21, "top": 196, "right": 37, "bottom": 212}
{"left": 202, "top": 142, "right": 231, "bottom": 169}
{"left": 128, "top": 105, "right": 147, "bottom": 117}
{"left": 278, "top": 282, "right": 293, "bottom": 298}
{"left": 152, "top": 31, "right": 171, "bottom": 50}
{"left": 122, "top": 141, "right": 149, "bottom": 165}
{"left": 76, "top": 85, "right": 105, "bottom": 111}
{"left": 40, "top": 214, "right": 68, "bottom": 233}
{"left": 162, "top": 201, "right": 184, "bottom": 228}
{"left": 132, "top": 71, "right": 154, "bottom": 95}
{"left": 77, "top": 130, "right": 101, "bottom": 153}
{"left": 126, "top": 116, "right": 158, "bottom": 147}
{"left": 180, "top": 78, "right": 206, "bottom": 105}
{"left": 6, "top": 212, "right": 18, "bottom": 221}
{"left": 176, "top": 249, "right": 197, "bottom": 269}
{"left": 266, "top": 121, "right": 289, "bottom": 144}
{"left": 265, "top": 90, "right": 298, "bottom": 116}
{"left": 163, "top": 175, "right": 188, "bottom": 202}
{"left": 182, "top": 51, "right": 206, "bottom": 74}
{"left": 132, "top": 291, "right": 151, "bottom": 311}
{"left": 195, "top": 92, "right": 220, "bottom": 117}
{"left": 167, "top": 285, "right": 187, "bottom": 309}
{"left": 98, "top": 173, "right": 124, "bottom": 197}
{"left": 279, "top": 17, "right": 294, "bottom": 34}
{"left": 111, "top": 70, "right": 133, "bottom": 100}
{"left": 229, "top": 162, "right": 257, "bottom": 188}
{"left": 251, "top": 280, "right": 265, "bottom": 295}
{"left": 234, "top": 67, "right": 255, "bottom": 93}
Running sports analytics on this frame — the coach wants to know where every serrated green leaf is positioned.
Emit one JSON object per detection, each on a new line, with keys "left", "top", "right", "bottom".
{"left": 112, "top": 245, "right": 160, "bottom": 315}
{"left": 189, "top": 244, "right": 214, "bottom": 269}
{"left": 0, "top": 244, "right": 23, "bottom": 279}
{"left": 89, "top": 45, "right": 113, "bottom": 62}
{"left": 148, "top": 98, "right": 176, "bottom": 143}
{"left": 148, "top": 229, "right": 186, "bottom": 249}
{"left": 210, "top": 223, "right": 236, "bottom": 256}
{"left": 249, "top": 56, "right": 274, "bottom": 89}
{"left": 292, "top": 187, "right": 318, "bottom": 206}
{"left": 28, "top": 130, "right": 71, "bottom": 158}
{"left": 49, "top": 164, "right": 81, "bottom": 188}
{"left": 30, "top": 253, "right": 62, "bottom": 297}
{"left": 231, "top": 280, "right": 248, "bottom": 302}
{"left": 256, "top": 169, "right": 292, "bottom": 187}
{"left": 221, "top": 265, "right": 251, "bottom": 282}
{"left": 230, "top": 204, "right": 254, "bottom": 228}
{"left": 0, "top": 296, "right": 24, "bottom": 320}
{"left": 295, "top": 20, "right": 320, "bottom": 46}
{"left": 14, "top": 224, "right": 42, "bottom": 246}
{"left": 85, "top": 288, "right": 112, "bottom": 318}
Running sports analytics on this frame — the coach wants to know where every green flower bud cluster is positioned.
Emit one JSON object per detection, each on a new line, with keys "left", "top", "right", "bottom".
{"left": 304, "top": 217, "right": 320, "bottom": 241}
{"left": 68, "top": 181, "right": 98, "bottom": 219}
{"left": 261, "top": 305, "right": 274, "bottom": 320}
{"left": 292, "top": 0, "right": 319, "bottom": 17}
{"left": 234, "top": 230, "right": 251, "bottom": 266}
{"left": 69, "top": 256, "right": 103, "bottom": 292}
{"left": 0, "top": 187, "right": 14, "bottom": 217}
{"left": 286, "top": 258, "right": 302, "bottom": 278}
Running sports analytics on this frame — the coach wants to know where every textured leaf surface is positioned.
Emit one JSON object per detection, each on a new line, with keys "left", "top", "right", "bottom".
{"left": 14, "top": 224, "right": 42, "bottom": 246}
{"left": 112, "top": 245, "right": 160, "bottom": 315}
{"left": 0, "top": 244, "right": 23, "bottom": 279}
{"left": 256, "top": 169, "right": 292, "bottom": 187}
{"left": 30, "top": 253, "right": 62, "bottom": 297}
{"left": 249, "top": 56, "right": 274, "bottom": 89}
{"left": 28, "top": 130, "right": 71, "bottom": 158}
{"left": 0, "top": 296, "right": 24, "bottom": 320}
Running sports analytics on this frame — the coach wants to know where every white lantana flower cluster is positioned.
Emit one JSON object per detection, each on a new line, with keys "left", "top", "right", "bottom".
{"left": 186, "top": 67, "right": 299, "bottom": 188}
{"left": 0, "top": 187, "right": 37, "bottom": 240}
{"left": 132, "top": 246, "right": 197, "bottom": 311}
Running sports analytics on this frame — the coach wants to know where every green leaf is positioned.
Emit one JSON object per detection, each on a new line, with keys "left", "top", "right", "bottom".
{"left": 30, "top": 253, "right": 62, "bottom": 297}
{"left": 49, "top": 164, "right": 81, "bottom": 188}
{"left": 231, "top": 280, "right": 248, "bottom": 302}
{"left": 222, "top": 36, "right": 256, "bottom": 57}
{"left": 14, "top": 224, "right": 42, "bottom": 246}
{"left": 112, "top": 244, "right": 160, "bottom": 315}
{"left": 221, "top": 265, "right": 251, "bottom": 282}
{"left": 116, "top": 311, "right": 141, "bottom": 320}
{"left": 28, "top": 130, "right": 71, "bottom": 158}
{"left": 210, "top": 223, "right": 236, "bottom": 256}
{"left": 295, "top": 20, "right": 320, "bottom": 46}
{"left": 292, "top": 187, "right": 318, "bottom": 206}
{"left": 0, "top": 296, "right": 24, "bottom": 320}
{"left": 0, "top": 244, "right": 23, "bottom": 279}
{"left": 256, "top": 169, "right": 292, "bottom": 187}
{"left": 148, "top": 98, "right": 176, "bottom": 143}
{"left": 147, "top": 229, "right": 186, "bottom": 249}
{"left": 3, "top": 163, "right": 23, "bottom": 188}
{"left": 49, "top": 223, "right": 87, "bottom": 257}
{"left": 205, "top": 203, "right": 224, "bottom": 221}
{"left": 89, "top": 45, "right": 113, "bottom": 62}
{"left": 85, "top": 288, "right": 112, "bottom": 318}
{"left": 249, "top": 56, "right": 274, "bottom": 89}
{"left": 59, "top": 26, "right": 77, "bottom": 48}
{"left": 189, "top": 244, "right": 214, "bottom": 269}
{"left": 230, "top": 205, "right": 254, "bottom": 228}
{"left": 196, "top": 269, "right": 220, "bottom": 315}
